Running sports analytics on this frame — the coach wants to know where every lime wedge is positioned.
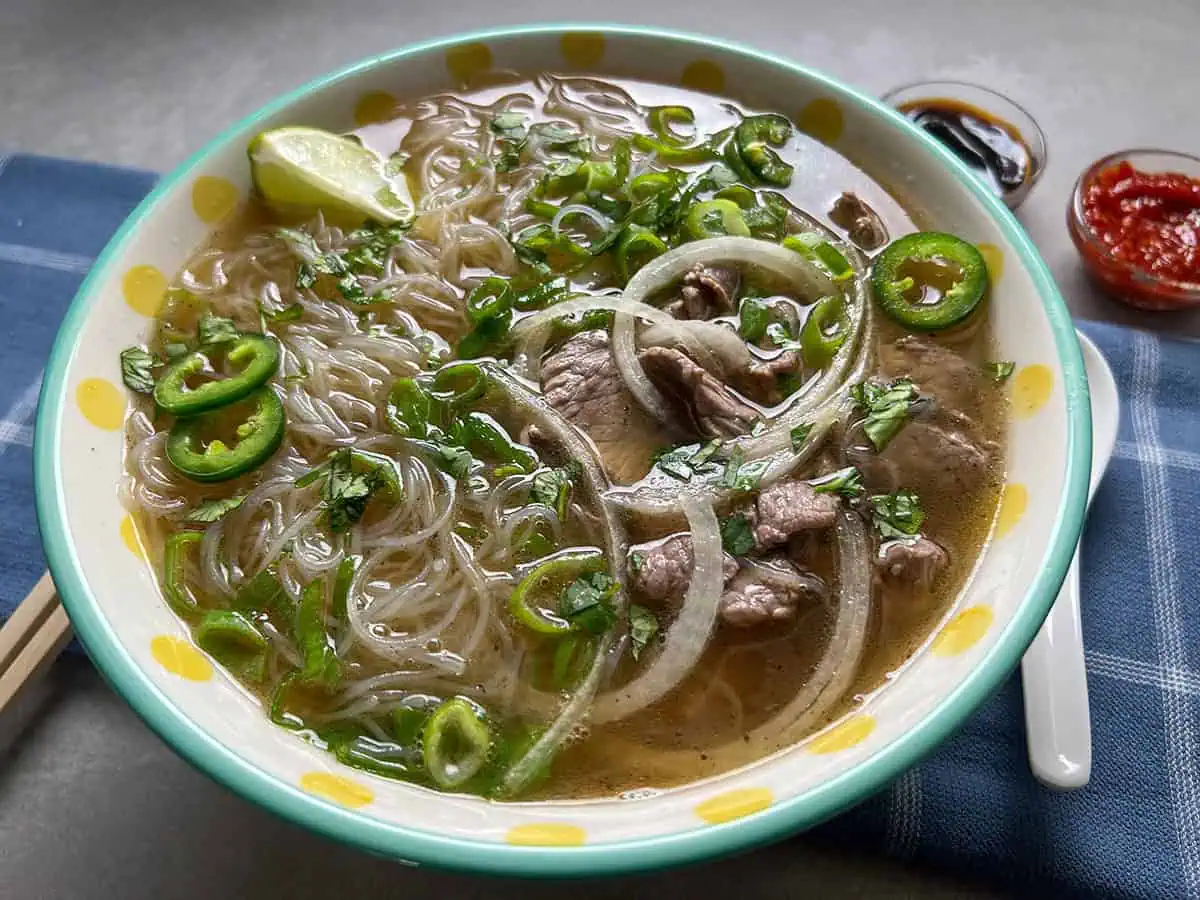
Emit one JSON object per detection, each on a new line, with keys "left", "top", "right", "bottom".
{"left": 248, "top": 126, "right": 412, "bottom": 226}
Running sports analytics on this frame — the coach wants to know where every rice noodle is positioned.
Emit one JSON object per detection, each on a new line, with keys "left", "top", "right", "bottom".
{"left": 590, "top": 494, "right": 723, "bottom": 723}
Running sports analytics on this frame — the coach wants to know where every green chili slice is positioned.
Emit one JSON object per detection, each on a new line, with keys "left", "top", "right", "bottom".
{"left": 423, "top": 697, "right": 493, "bottom": 789}
{"left": 632, "top": 132, "right": 717, "bottom": 166}
{"left": 714, "top": 184, "right": 757, "bottom": 208}
{"left": 162, "top": 531, "right": 202, "bottom": 619}
{"left": 153, "top": 334, "right": 280, "bottom": 417}
{"left": 799, "top": 295, "right": 851, "bottom": 368}
{"left": 195, "top": 609, "right": 268, "bottom": 682}
{"left": 686, "top": 199, "right": 751, "bottom": 241}
{"left": 509, "top": 550, "right": 604, "bottom": 635}
{"left": 733, "top": 114, "right": 794, "bottom": 187}
{"left": 871, "top": 232, "right": 988, "bottom": 331}
{"left": 616, "top": 225, "right": 669, "bottom": 282}
{"left": 165, "top": 387, "right": 285, "bottom": 483}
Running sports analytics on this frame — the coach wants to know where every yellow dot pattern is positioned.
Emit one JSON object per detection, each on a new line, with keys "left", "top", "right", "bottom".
{"left": 796, "top": 98, "right": 844, "bottom": 146}
{"left": 120, "top": 514, "right": 145, "bottom": 560}
{"left": 807, "top": 715, "right": 876, "bottom": 754}
{"left": 932, "top": 606, "right": 994, "bottom": 657}
{"left": 122, "top": 265, "right": 167, "bottom": 317}
{"left": 505, "top": 823, "right": 587, "bottom": 846}
{"left": 977, "top": 242, "right": 1004, "bottom": 285}
{"left": 560, "top": 32, "right": 605, "bottom": 68}
{"left": 300, "top": 772, "right": 374, "bottom": 808}
{"left": 354, "top": 91, "right": 398, "bottom": 127}
{"left": 1012, "top": 364, "right": 1053, "bottom": 419}
{"left": 996, "top": 483, "right": 1028, "bottom": 538}
{"left": 694, "top": 787, "right": 773, "bottom": 824}
{"left": 446, "top": 43, "right": 493, "bottom": 88}
{"left": 681, "top": 60, "right": 725, "bottom": 94}
{"left": 150, "top": 635, "right": 213, "bottom": 681}
{"left": 76, "top": 378, "right": 125, "bottom": 431}
{"left": 191, "top": 176, "right": 238, "bottom": 225}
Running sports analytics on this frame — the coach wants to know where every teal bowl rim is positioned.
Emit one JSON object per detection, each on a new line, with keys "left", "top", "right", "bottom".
{"left": 33, "top": 22, "right": 1091, "bottom": 878}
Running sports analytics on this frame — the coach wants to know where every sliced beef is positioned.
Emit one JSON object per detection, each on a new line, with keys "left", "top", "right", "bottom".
{"left": 541, "top": 330, "right": 663, "bottom": 483}
{"left": 638, "top": 346, "right": 759, "bottom": 438}
{"left": 829, "top": 192, "right": 888, "bottom": 251}
{"left": 876, "top": 536, "right": 949, "bottom": 586}
{"left": 879, "top": 335, "right": 985, "bottom": 416}
{"left": 664, "top": 264, "right": 741, "bottom": 320}
{"left": 629, "top": 533, "right": 739, "bottom": 603}
{"left": 851, "top": 419, "right": 990, "bottom": 497}
{"left": 750, "top": 479, "right": 840, "bottom": 549}
{"left": 639, "top": 320, "right": 801, "bottom": 406}
{"left": 720, "top": 560, "right": 828, "bottom": 628}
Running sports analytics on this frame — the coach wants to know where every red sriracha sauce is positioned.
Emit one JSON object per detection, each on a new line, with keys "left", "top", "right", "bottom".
{"left": 1074, "top": 159, "right": 1200, "bottom": 309}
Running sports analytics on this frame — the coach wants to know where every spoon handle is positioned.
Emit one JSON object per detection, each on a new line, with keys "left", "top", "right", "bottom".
{"left": 1020, "top": 550, "right": 1092, "bottom": 789}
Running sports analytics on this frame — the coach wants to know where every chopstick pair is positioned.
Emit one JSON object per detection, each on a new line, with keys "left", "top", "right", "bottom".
{"left": 0, "top": 572, "right": 71, "bottom": 713}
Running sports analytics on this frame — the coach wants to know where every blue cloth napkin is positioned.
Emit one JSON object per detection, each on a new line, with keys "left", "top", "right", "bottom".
{"left": 2, "top": 153, "right": 1196, "bottom": 899}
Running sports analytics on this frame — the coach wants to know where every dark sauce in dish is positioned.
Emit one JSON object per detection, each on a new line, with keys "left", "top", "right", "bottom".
{"left": 898, "top": 98, "right": 1034, "bottom": 204}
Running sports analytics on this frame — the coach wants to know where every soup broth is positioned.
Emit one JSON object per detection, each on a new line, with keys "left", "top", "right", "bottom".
{"left": 120, "top": 74, "right": 1005, "bottom": 800}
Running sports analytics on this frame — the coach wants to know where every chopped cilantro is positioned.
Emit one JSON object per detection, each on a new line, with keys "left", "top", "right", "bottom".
{"left": 809, "top": 466, "right": 864, "bottom": 499}
{"left": 186, "top": 494, "right": 247, "bottom": 524}
{"left": 790, "top": 423, "right": 813, "bottom": 451}
{"left": 559, "top": 572, "right": 618, "bottom": 634}
{"left": 197, "top": 313, "right": 240, "bottom": 347}
{"left": 719, "top": 513, "right": 756, "bottom": 556}
{"left": 120, "top": 346, "right": 158, "bottom": 394}
{"left": 985, "top": 361, "right": 1016, "bottom": 383}
{"left": 850, "top": 379, "right": 918, "bottom": 450}
{"left": 870, "top": 490, "right": 925, "bottom": 539}
{"left": 629, "top": 604, "right": 659, "bottom": 661}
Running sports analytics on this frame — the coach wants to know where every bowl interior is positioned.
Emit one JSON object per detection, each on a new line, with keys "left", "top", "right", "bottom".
{"left": 34, "top": 25, "right": 1089, "bottom": 876}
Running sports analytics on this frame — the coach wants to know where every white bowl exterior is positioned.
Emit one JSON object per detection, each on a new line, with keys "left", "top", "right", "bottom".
{"left": 45, "top": 30, "right": 1075, "bottom": 854}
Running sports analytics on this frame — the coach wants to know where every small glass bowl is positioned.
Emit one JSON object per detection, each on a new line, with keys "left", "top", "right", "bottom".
{"left": 1068, "top": 149, "right": 1200, "bottom": 311}
{"left": 881, "top": 80, "right": 1047, "bottom": 210}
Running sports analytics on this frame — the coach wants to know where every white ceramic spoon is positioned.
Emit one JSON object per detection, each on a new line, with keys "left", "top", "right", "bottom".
{"left": 1020, "top": 330, "right": 1119, "bottom": 790}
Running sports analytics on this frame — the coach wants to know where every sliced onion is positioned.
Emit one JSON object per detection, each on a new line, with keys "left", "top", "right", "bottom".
{"left": 746, "top": 510, "right": 873, "bottom": 746}
{"left": 590, "top": 494, "right": 724, "bottom": 723}
{"left": 551, "top": 203, "right": 613, "bottom": 236}
{"left": 485, "top": 364, "right": 636, "bottom": 796}
{"left": 513, "top": 296, "right": 708, "bottom": 381}
{"left": 613, "top": 237, "right": 836, "bottom": 428}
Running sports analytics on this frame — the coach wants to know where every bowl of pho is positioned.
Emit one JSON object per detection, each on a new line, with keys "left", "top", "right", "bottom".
{"left": 34, "top": 25, "right": 1090, "bottom": 875}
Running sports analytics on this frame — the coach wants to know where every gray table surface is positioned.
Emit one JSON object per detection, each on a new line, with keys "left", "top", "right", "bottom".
{"left": 2, "top": 1, "right": 1197, "bottom": 897}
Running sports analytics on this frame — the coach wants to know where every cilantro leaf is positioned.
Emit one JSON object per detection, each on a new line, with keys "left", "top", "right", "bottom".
{"left": 984, "top": 361, "right": 1016, "bottom": 383}
{"left": 809, "top": 466, "right": 864, "bottom": 499}
{"left": 233, "top": 568, "right": 292, "bottom": 622}
{"left": 719, "top": 513, "right": 756, "bottom": 556}
{"left": 738, "top": 298, "right": 772, "bottom": 342}
{"left": 296, "top": 262, "right": 317, "bottom": 289}
{"left": 186, "top": 494, "right": 247, "bottom": 524}
{"left": 297, "top": 449, "right": 398, "bottom": 533}
{"left": 850, "top": 379, "right": 918, "bottom": 450}
{"left": 766, "top": 321, "right": 803, "bottom": 351}
{"left": 559, "top": 572, "right": 618, "bottom": 634}
{"left": 198, "top": 313, "right": 240, "bottom": 347}
{"left": 530, "top": 462, "right": 581, "bottom": 519}
{"left": 434, "top": 443, "right": 474, "bottom": 480}
{"left": 120, "top": 346, "right": 158, "bottom": 394}
{"left": 629, "top": 604, "right": 659, "bottom": 661}
{"left": 870, "top": 490, "right": 925, "bottom": 539}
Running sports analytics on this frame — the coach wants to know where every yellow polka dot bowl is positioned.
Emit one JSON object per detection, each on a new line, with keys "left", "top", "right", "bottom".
{"left": 33, "top": 26, "right": 1091, "bottom": 876}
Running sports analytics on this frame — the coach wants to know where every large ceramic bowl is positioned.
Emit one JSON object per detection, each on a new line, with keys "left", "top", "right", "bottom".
{"left": 33, "top": 25, "right": 1090, "bottom": 877}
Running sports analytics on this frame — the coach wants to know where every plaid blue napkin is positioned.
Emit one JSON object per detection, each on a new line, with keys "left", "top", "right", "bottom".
{"left": 2, "top": 153, "right": 1195, "bottom": 899}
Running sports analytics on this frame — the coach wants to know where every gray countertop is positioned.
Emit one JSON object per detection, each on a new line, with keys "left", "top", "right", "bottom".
{"left": 1, "top": 1, "right": 1197, "bottom": 896}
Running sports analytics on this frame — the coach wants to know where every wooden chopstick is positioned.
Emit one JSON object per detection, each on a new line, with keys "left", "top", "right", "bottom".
{"left": 0, "top": 572, "right": 72, "bottom": 713}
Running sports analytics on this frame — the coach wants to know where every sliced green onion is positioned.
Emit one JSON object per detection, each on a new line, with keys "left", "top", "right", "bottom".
{"left": 799, "top": 295, "right": 851, "bottom": 368}
{"left": 509, "top": 551, "right": 603, "bottom": 635}
{"left": 429, "top": 362, "right": 487, "bottom": 406}
{"left": 615, "top": 225, "right": 669, "bottom": 282}
{"left": 458, "top": 411, "right": 538, "bottom": 473}
{"left": 296, "top": 579, "right": 340, "bottom": 689}
{"left": 331, "top": 555, "right": 358, "bottom": 622}
{"left": 163, "top": 531, "right": 202, "bottom": 619}
{"left": 422, "top": 697, "right": 493, "bottom": 789}
{"left": 195, "top": 609, "right": 268, "bottom": 681}
{"left": 385, "top": 377, "right": 433, "bottom": 437}
{"left": 686, "top": 199, "right": 751, "bottom": 241}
